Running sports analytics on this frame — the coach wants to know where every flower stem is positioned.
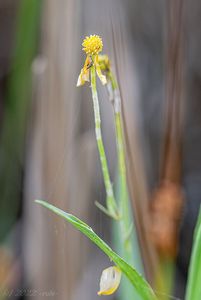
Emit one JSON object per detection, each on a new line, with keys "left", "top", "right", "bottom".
{"left": 90, "top": 65, "right": 118, "bottom": 219}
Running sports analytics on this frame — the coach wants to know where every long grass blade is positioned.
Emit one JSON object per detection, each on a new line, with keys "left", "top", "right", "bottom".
{"left": 185, "top": 208, "right": 201, "bottom": 300}
{"left": 35, "top": 199, "right": 157, "bottom": 300}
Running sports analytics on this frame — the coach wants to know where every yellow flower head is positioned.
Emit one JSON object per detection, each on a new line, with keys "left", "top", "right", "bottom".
{"left": 77, "top": 35, "right": 106, "bottom": 87}
{"left": 82, "top": 35, "right": 103, "bottom": 55}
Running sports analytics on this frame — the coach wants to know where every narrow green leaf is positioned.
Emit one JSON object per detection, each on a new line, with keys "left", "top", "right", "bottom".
{"left": 186, "top": 208, "right": 201, "bottom": 300}
{"left": 35, "top": 200, "right": 157, "bottom": 300}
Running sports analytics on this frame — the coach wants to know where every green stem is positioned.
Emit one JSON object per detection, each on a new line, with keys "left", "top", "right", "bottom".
{"left": 90, "top": 65, "right": 118, "bottom": 219}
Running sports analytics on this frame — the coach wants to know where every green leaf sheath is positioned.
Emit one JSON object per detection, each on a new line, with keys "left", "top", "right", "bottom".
{"left": 115, "top": 112, "right": 131, "bottom": 235}
{"left": 90, "top": 65, "right": 118, "bottom": 219}
{"left": 109, "top": 70, "right": 134, "bottom": 260}
{"left": 35, "top": 200, "right": 157, "bottom": 300}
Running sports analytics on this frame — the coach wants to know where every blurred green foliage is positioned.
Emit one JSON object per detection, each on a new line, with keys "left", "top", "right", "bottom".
{"left": 0, "top": 0, "right": 42, "bottom": 241}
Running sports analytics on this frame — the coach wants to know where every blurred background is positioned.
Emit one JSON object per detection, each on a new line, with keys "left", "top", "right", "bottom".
{"left": 0, "top": 0, "right": 201, "bottom": 299}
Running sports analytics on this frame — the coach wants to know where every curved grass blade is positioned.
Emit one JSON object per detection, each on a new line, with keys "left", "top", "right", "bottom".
{"left": 35, "top": 199, "right": 157, "bottom": 300}
{"left": 185, "top": 208, "right": 201, "bottom": 300}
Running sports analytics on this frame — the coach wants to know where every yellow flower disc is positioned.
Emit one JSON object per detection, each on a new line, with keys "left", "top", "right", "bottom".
{"left": 82, "top": 35, "right": 103, "bottom": 55}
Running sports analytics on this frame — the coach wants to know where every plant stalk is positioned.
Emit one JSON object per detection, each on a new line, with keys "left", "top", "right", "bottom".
{"left": 90, "top": 64, "right": 118, "bottom": 219}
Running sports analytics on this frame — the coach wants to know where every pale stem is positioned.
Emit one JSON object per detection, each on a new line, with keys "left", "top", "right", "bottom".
{"left": 90, "top": 64, "right": 118, "bottom": 219}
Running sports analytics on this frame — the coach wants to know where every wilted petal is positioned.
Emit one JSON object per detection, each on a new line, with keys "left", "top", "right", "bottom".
{"left": 98, "top": 266, "right": 122, "bottom": 296}
{"left": 76, "top": 56, "right": 91, "bottom": 87}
